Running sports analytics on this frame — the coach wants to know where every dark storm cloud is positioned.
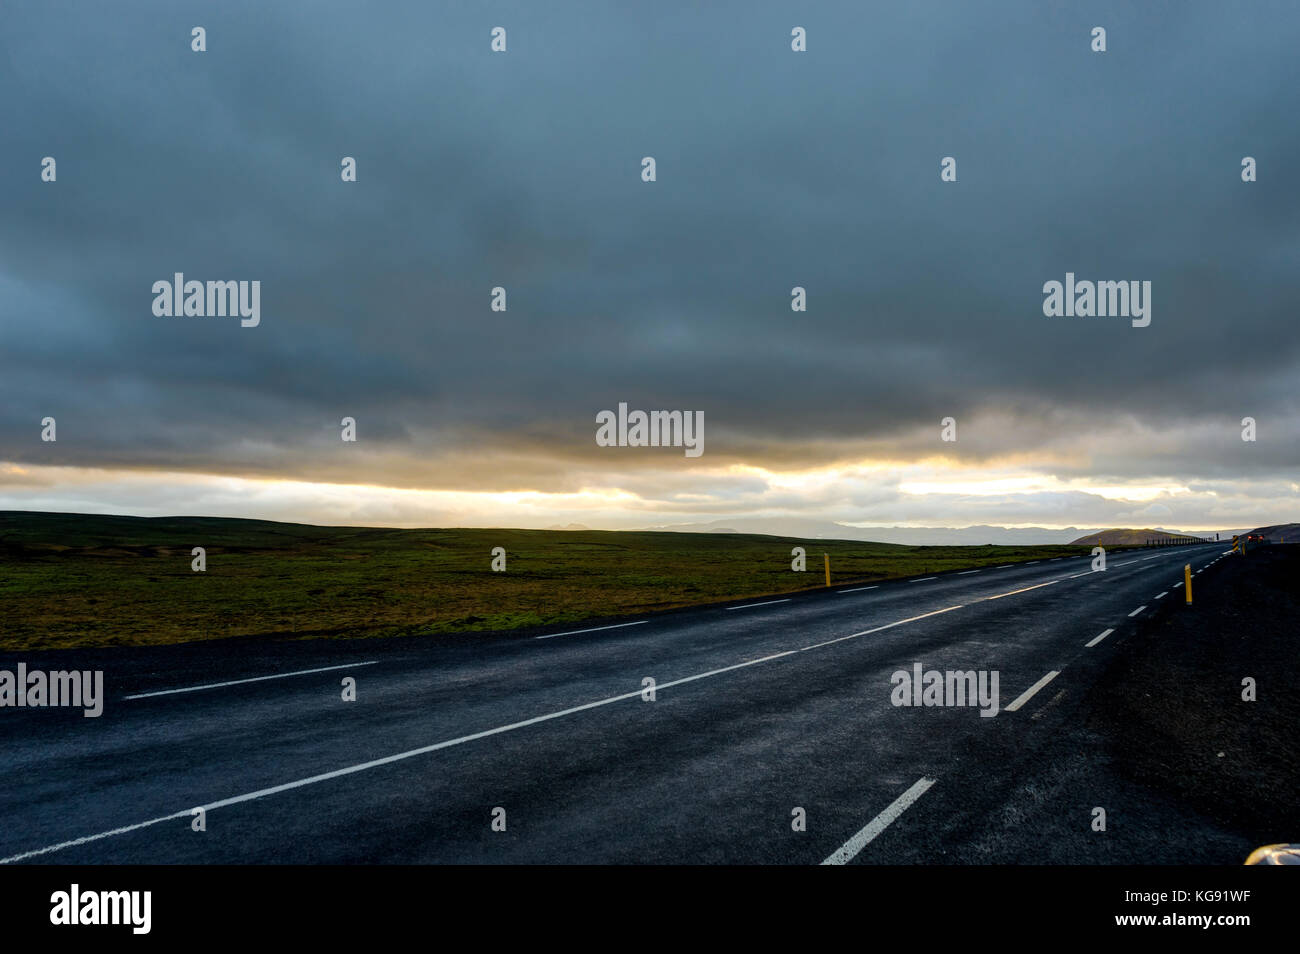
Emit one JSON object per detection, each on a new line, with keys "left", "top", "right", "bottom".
{"left": 1, "top": 0, "right": 1297, "bottom": 492}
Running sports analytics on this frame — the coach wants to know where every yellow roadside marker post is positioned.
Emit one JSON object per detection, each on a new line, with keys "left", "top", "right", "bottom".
{"left": 1185, "top": 563, "right": 1192, "bottom": 605}
{"left": 824, "top": 553, "right": 831, "bottom": 587}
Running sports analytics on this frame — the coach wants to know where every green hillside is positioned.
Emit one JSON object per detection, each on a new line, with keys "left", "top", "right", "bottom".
{"left": 0, "top": 511, "right": 1091, "bottom": 650}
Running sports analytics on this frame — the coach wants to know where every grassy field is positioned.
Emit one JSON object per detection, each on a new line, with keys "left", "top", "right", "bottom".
{"left": 0, "top": 511, "right": 1094, "bottom": 651}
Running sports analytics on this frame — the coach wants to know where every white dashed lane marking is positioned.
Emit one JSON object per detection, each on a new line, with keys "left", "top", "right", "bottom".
{"left": 1006, "top": 671, "right": 1061, "bottom": 712}
{"left": 1085, "top": 628, "right": 1114, "bottom": 648}
{"left": 822, "top": 777, "right": 936, "bottom": 865}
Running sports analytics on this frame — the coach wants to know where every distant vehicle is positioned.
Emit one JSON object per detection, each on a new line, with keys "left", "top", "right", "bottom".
{"left": 1247, "top": 534, "right": 1267, "bottom": 543}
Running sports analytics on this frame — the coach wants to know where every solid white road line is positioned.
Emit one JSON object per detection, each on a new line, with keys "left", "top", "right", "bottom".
{"left": 1005, "top": 671, "right": 1061, "bottom": 712}
{"left": 1085, "top": 628, "right": 1114, "bottom": 648}
{"left": 726, "top": 599, "right": 791, "bottom": 611}
{"left": 800, "top": 605, "right": 966, "bottom": 652}
{"left": 1154, "top": 591, "right": 1168, "bottom": 600}
{"left": 837, "top": 585, "right": 879, "bottom": 593}
{"left": 822, "top": 777, "right": 936, "bottom": 865}
{"left": 1, "top": 648, "right": 799, "bottom": 864}
{"left": 535, "top": 620, "right": 647, "bottom": 640}
{"left": 908, "top": 577, "right": 938, "bottom": 583}
{"left": 123, "top": 661, "right": 381, "bottom": 700}
{"left": 1128, "top": 605, "right": 1146, "bottom": 617}
{"left": 982, "top": 579, "right": 1059, "bottom": 601}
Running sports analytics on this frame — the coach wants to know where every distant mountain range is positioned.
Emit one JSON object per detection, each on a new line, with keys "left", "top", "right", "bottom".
{"left": 638, "top": 517, "right": 1247, "bottom": 546}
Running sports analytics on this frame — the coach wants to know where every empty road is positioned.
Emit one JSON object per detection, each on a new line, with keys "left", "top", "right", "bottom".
{"left": 0, "top": 543, "right": 1230, "bottom": 864}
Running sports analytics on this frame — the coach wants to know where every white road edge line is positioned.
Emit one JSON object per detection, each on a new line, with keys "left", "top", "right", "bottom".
{"left": 535, "top": 620, "right": 648, "bottom": 640}
{"left": 908, "top": 577, "right": 938, "bottom": 583}
{"left": 1, "top": 648, "right": 799, "bottom": 864}
{"left": 123, "top": 661, "right": 381, "bottom": 700}
{"left": 1154, "top": 591, "right": 1168, "bottom": 600}
{"left": 837, "top": 585, "right": 879, "bottom": 593}
{"left": 800, "top": 605, "right": 966, "bottom": 652}
{"left": 1085, "top": 628, "right": 1114, "bottom": 648}
{"left": 1173, "top": 582, "right": 1183, "bottom": 588}
{"left": 821, "top": 777, "right": 936, "bottom": 865}
{"left": 726, "top": 599, "right": 791, "bottom": 611}
{"left": 1128, "top": 605, "right": 1146, "bottom": 617}
{"left": 956, "top": 570, "right": 980, "bottom": 575}
{"left": 982, "top": 579, "right": 1059, "bottom": 601}
{"left": 1005, "top": 670, "right": 1061, "bottom": 712}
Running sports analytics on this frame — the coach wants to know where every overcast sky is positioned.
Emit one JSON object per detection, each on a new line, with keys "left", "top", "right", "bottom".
{"left": 1, "top": 0, "right": 1296, "bottom": 532}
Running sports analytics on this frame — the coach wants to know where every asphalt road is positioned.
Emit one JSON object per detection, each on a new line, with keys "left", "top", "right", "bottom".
{"left": 0, "top": 542, "right": 1233, "bottom": 864}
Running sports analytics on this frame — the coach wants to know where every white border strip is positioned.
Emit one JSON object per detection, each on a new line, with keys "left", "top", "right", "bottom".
{"left": 535, "top": 620, "right": 647, "bottom": 640}
{"left": 123, "top": 661, "right": 380, "bottom": 700}
{"left": 726, "top": 599, "right": 791, "bottom": 611}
